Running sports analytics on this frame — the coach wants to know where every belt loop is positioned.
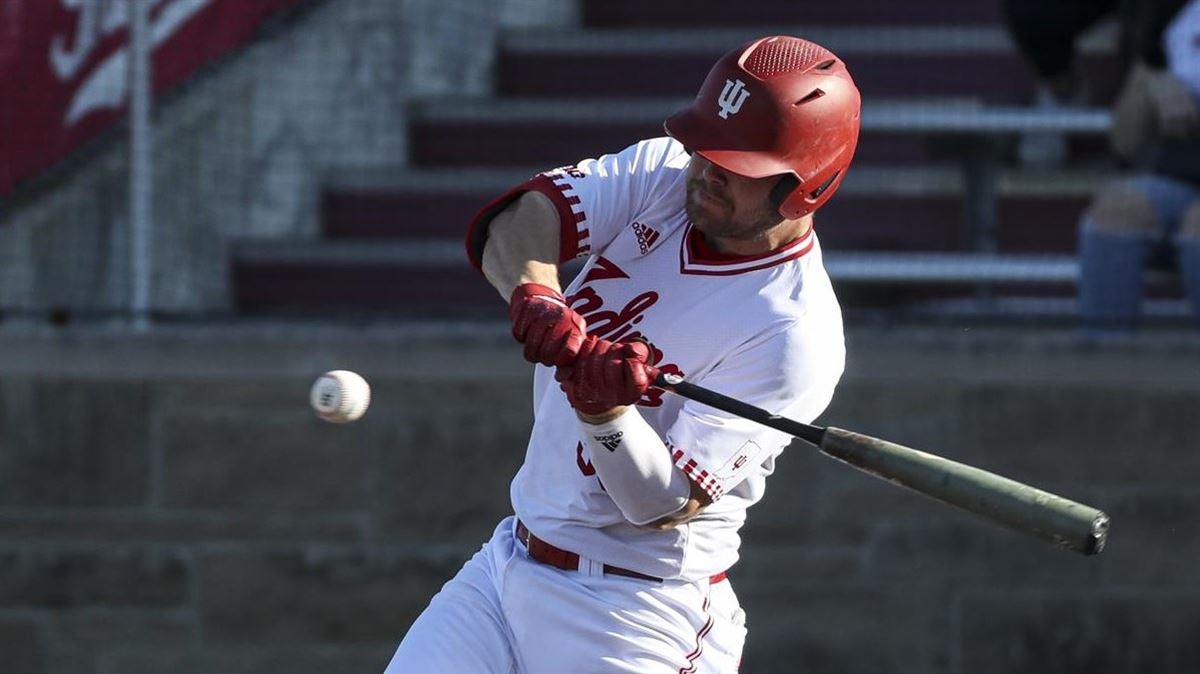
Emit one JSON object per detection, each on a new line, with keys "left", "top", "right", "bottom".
{"left": 579, "top": 556, "right": 599, "bottom": 578}
{"left": 588, "top": 558, "right": 604, "bottom": 578}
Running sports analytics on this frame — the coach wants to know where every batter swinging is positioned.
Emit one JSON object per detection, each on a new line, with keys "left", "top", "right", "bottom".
{"left": 385, "top": 35, "right": 861, "bottom": 673}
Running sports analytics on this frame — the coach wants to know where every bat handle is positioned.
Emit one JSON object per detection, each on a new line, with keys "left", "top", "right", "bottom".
{"left": 652, "top": 371, "right": 826, "bottom": 446}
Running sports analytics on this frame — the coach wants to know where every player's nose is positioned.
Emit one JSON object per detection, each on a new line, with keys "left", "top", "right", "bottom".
{"left": 698, "top": 157, "right": 729, "bottom": 185}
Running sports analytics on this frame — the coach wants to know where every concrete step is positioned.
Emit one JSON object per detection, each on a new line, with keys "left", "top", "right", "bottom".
{"left": 320, "top": 166, "right": 1108, "bottom": 253}
{"left": 407, "top": 98, "right": 1112, "bottom": 169}
{"left": 4, "top": 325, "right": 1198, "bottom": 672}
{"left": 580, "top": 0, "right": 1004, "bottom": 27}
{"left": 496, "top": 27, "right": 1120, "bottom": 104}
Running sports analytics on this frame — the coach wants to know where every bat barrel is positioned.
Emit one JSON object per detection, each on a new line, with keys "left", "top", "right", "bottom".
{"left": 653, "top": 373, "right": 1109, "bottom": 555}
{"left": 820, "top": 427, "right": 1109, "bottom": 555}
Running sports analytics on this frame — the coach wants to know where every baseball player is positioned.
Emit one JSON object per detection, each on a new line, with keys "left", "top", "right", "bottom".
{"left": 385, "top": 35, "right": 860, "bottom": 673}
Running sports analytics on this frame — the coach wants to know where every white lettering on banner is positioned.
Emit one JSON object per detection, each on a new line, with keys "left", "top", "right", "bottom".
{"left": 50, "top": 0, "right": 99, "bottom": 80}
{"left": 717, "top": 79, "right": 750, "bottom": 119}
{"left": 51, "top": 0, "right": 142, "bottom": 80}
{"left": 49, "top": 0, "right": 214, "bottom": 126}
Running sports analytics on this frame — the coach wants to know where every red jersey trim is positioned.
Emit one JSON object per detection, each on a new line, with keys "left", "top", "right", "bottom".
{"left": 540, "top": 170, "right": 591, "bottom": 259}
{"left": 679, "top": 223, "right": 815, "bottom": 276}
{"left": 463, "top": 172, "right": 589, "bottom": 273}
{"left": 669, "top": 443, "right": 725, "bottom": 502}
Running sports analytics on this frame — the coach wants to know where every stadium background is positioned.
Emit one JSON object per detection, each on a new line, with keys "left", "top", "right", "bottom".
{"left": 0, "top": 0, "right": 1198, "bottom": 671}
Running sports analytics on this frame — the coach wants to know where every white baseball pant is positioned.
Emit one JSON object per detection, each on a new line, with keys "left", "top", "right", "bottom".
{"left": 384, "top": 516, "right": 746, "bottom": 673}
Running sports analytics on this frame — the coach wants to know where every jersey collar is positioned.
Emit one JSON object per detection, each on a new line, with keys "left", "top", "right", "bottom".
{"left": 679, "top": 223, "right": 815, "bottom": 276}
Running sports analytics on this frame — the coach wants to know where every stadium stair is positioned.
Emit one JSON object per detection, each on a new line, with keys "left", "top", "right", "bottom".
{"left": 232, "top": 0, "right": 1184, "bottom": 320}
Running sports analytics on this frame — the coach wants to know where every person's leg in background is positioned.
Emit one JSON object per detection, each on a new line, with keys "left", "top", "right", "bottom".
{"left": 1079, "top": 178, "right": 1159, "bottom": 332}
{"left": 1176, "top": 199, "right": 1200, "bottom": 323}
{"left": 1079, "top": 175, "right": 1200, "bottom": 332}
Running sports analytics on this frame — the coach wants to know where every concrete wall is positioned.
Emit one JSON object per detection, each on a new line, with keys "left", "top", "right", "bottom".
{"left": 0, "top": 0, "right": 575, "bottom": 314}
{"left": 0, "top": 325, "right": 1196, "bottom": 673}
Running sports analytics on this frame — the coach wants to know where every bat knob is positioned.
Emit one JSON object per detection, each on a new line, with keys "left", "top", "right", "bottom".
{"left": 1086, "top": 512, "right": 1110, "bottom": 555}
{"left": 650, "top": 368, "right": 684, "bottom": 388}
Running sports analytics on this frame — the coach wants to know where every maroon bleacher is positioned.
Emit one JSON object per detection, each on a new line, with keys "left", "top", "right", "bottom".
{"left": 496, "top": 49, "right": 1120, "bottom": 105}
{"left": 232, "top": 3, "right": 1127, "bottom": 317}
{"left": 580, "top": 0, "right": 1004, "bottom": 27}
{"left": 234, "top": 260, "right": 497, "bottom": 314}
{"left": 319, "top": 182, "right": 1089, "bottom": 255}
{"left": 407, "top": 117, "right": 992, "bottom": 169}
{"left": 321, "top": 189, "right": 483, "bottom": 240}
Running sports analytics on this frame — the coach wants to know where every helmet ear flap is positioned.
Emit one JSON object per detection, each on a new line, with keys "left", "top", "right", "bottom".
{"left": 776, "top": 170, "right": 844, "bottom": 219}
{"left": 769, "top": 175, "right": 800, "bottom": 213}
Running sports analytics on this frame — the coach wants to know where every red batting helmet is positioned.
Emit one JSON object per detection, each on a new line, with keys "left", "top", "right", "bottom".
{"left": 664, "top": 36, "right": 861, "bottom": 219}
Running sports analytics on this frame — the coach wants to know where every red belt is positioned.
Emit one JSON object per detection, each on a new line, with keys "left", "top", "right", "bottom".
{"left": 515, "top": 520, "right": 727, "bottom": 585}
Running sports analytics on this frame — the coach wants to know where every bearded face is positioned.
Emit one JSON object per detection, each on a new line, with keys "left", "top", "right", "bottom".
{"left": 684, "top": 155, "right": 788, "bottom": 251}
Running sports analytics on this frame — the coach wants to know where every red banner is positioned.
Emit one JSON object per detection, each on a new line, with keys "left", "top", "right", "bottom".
{"left": 0, "top": 0, "right": 308, "bottom": 197}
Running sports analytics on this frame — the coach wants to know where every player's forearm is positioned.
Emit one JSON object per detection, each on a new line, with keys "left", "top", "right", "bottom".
{"left": 580, "top": 407, "right": 693, "bottom": 526}
{"left": 481, "top": 191, "right": 563, "bottom": 299}
{"left": 646, "top": 480, "right": 710, "bottom": 530}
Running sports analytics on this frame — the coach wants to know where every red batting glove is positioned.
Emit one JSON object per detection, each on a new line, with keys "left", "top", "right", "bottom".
{"left": 509, "top": 283, "right": 588, "bottom": 367}
{"left": 556, "top": 337, "right": 656, "bottom": 416}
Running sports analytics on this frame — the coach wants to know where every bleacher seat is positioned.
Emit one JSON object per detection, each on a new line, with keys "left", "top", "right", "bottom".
{"left": 232, "top": 4, "right": 1183, "bottom": 320}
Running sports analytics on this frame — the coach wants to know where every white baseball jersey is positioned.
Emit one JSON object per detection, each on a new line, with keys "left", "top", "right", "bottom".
{"left": 501, "top": 136, "right": 846, "bottom": 582}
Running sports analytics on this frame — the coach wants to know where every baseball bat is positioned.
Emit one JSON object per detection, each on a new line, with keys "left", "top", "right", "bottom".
{"left": 652, "top": 371, "right": 1109, "bottom": 555}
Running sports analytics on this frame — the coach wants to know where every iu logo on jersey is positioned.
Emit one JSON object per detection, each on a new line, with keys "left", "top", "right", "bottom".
{"left": 718, "top": 79, "right": 750, "bottom": 119}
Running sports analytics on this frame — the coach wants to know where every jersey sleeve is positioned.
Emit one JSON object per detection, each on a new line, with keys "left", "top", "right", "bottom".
{"left": 665, "top": 322, "right": 845, "bottom": 502}
{"left": 465, "top": 137, "right": 687, "bottom": 271}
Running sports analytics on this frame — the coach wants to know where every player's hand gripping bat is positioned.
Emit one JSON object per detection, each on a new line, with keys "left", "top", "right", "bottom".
{"left": 650, "top": 370, "right": 1109, "bottom": 555}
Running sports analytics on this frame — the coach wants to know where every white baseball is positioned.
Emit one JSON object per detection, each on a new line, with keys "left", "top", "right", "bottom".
{"left": 310, "top": 370, "right": 371, "bottom": 424}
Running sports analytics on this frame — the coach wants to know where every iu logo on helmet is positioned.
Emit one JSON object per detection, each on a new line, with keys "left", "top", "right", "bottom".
{"left": 717, "top": 79, "right": 750, "bottom": 119}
